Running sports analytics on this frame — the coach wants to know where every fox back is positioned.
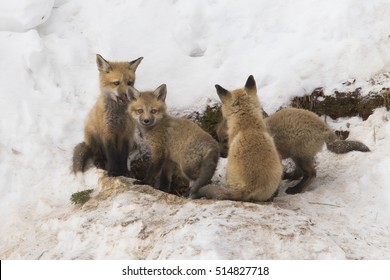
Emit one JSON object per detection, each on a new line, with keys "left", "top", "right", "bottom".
{"left": 199, "top": 76, "right": 282, "bottom": 202}
{"left": 265, "top": 108, "right": 335, "bottom": 159}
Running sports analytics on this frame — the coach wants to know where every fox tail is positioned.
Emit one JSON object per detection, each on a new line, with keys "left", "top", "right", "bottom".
{"left": 72, "top": 142, "right": 93, "bottom": 173}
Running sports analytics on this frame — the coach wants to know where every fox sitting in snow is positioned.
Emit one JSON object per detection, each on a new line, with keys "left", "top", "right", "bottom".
{"left": 127, "top": 84, "right": 220, "bottom": 198}
{"left": 216, "top": 106, "right": 370, "bottom": 194}
{"left": 198, "top": 75, "right": 283, "bottom": 202}
{"left": 72, "top": 54, "right": 143, "bottom": 177}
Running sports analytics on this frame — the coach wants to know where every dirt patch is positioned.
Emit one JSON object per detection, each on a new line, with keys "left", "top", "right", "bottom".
{"left": 291, "top": 87, "right": 389, "bottom": 120}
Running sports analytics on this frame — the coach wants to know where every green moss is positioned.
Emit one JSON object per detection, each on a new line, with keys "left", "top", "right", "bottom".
{"left": 70, "top": 189, "right": 94, "bottom": 205}
{"left": 192, "top": 104, "right": 223, "bottom": 140}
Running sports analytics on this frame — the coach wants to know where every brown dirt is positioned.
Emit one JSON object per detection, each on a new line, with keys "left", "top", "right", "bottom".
{"left": 291, "top": 87, "right": 389, "bottom": 120}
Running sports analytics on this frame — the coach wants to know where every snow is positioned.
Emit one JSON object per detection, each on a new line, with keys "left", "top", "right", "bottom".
{"left": 0, "top": 0, "right": 389, "bottom": 259}
{"left": 0, "top": 0, "right": 54, "bottom": 32}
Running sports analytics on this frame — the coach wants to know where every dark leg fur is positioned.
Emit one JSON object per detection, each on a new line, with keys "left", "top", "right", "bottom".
{"left": 189, "top": 149, "right": 219, "bottom": 199}
{"left": 104, "top": 138, "right": 127, "bottom": 177}
{"left": 282, "top": 166, "right": 303, "bottom": 181}
{"left": 93, "top": 155, "right": 106, "bottom": 170}
{"left": 286, "top": 157, "right": 316, "bottom": 194}
{"left": 134, "top": 153, "right": 165, "bottom": 186}
{"left": 159, "top": 160, "right": 175, "bottom": 193}
{"left": 89, "top": 135, "right": 106, "bottom": 170}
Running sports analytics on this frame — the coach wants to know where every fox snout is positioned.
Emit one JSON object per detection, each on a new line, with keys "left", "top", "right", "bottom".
{"left": 139, "top": 117, "right": 155, "bottom": 127}
{"left": 118, "top": 92, "right": 129, "bottom": 105}
{"left": 110, "top": 91, "right": 129, "bottom": 105}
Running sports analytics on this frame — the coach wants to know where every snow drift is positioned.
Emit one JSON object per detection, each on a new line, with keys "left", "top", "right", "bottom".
{"left": 0, "top": 0, "right": 390, "bottom": 259}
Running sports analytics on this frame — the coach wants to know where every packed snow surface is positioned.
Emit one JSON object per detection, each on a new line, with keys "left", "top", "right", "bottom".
{"left": 0, "top": 0, "right": 390, "bottom": 259}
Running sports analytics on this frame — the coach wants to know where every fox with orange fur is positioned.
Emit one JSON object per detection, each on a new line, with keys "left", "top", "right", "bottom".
{"left": 216, "top": 107, "right": 370, "bottom": 194}
{"left": 72, "top": 54, "right": 143, "bottom": 176}
{"left": 198, "top": 76, "right": 282, "bottom": 202}
{"left": 128, "top": 84, "right": 219, "bottom": 198}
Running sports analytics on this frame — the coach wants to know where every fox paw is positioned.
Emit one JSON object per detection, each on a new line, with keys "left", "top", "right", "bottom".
{"left": 188, "top": 191, "right": 201, "bottom": 199}
{"left": 133, "top": 180, "right": 147, "bottom": 185}
{"left": 107, "top": 170, "right": 122, "bottom": 177}
{"left": 285, "top": 187, "right": 301, "bottom": 195}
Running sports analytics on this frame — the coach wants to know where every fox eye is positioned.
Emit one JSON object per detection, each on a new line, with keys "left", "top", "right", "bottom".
{"left": 136, "top": 109, "right": 144, "bottom": 114}
{"left": 222, "top": 139, "right": 228, "bottom": 144}
{"left": 113, "top": 81, "right": 120, "bottom": 86}
{"left": 127, "top": 81, "right": 134, "bottom": 86}
{"left": 150, "top": 109, "right": 158, "bottom": 114}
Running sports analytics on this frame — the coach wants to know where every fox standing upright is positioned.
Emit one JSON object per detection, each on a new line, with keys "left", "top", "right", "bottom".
{"left": 72, "top": 54, "right": 143, "bottom": 176}
{"left": 128, "top": 84, "right": 219, "bottom": 198}
{"left": 216, "top": 107, "right": 370, "bottom": 194}
{"left": 198, "top": 75, "right": 283, "bottom": 202}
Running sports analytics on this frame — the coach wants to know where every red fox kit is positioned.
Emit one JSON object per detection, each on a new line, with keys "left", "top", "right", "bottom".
{"left": 72, "top": 54, "right": 143, "bottom": 176}
{"left": 128, "top": 84, "right": 219, "bottom": 198}
{"left": 216, "top": 108, "right": 370, "bottom": 194}
{"left": 198, "top": 76, "right": 282, "bottom": 202}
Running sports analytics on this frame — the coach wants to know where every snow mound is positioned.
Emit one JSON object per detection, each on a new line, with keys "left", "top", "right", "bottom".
{"left": 7, "top": 176, "right": 344, "bottom": 260}
{"left": 0, "top": 0, "right": 54, "bottom": 32}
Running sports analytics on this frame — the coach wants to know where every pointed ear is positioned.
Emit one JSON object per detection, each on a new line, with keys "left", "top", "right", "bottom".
{"left": 244, "top": 75, "right": 257, "bottom": 95}
{"left": 127, "top": 85, "right": 141, "bottom": 101}
{"left": 96, "top": 54, "right": 112, "bottom": 73}
{"left": 129, "top": 57, "right": 143, "bottom": 72}
{"left": 154, "top": 84, "right": 167, "bottom": 101}
{"left": 215, "top": 84, "right": 230, "bottom": 102}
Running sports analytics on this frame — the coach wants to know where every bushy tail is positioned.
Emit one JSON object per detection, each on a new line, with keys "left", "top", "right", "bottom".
{"left": 197, "top": 184, "right": 247, "bottom": 202}
{"left": 72, "top": 142, "right": 92, "bottom": 173}
{"left": 326, "top": 140, "right": 370, "bottom": 154}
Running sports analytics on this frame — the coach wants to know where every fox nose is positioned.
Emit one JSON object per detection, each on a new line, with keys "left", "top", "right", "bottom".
{"left": 142, "top": 119, "right": 150, "bottom": 125}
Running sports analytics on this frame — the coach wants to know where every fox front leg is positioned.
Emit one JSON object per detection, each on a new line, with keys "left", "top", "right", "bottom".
{"left": 104, "top": 138, "right": 124, "bottom": 177}
{"left": 134, "top": 151, "right": 165, "bottom": 187}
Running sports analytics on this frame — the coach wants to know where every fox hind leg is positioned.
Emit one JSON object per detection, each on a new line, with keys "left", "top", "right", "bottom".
{"left": 282, "top": 165, "right": 303, "bottom": 180}
{"left": 188, "top": 149, "right": 219, "bottom": 199}
{"left": 286, "top": 157, "right": 316, "bottom": 194}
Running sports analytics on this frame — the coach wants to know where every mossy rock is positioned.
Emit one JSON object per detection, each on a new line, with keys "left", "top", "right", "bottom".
{"left": 70, "top": 189, "right": 94, "bottom": 205}
{"left": 191, "top": 104, "right": 223, "bottom": 141}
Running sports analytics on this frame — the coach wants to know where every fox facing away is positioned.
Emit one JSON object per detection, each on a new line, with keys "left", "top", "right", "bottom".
{"left": 72, "top": 54, "right": 143, "bottom": 176}
{"left": 128, "top": 84, "right": 220, "bottom": 198}
{"left": 216, "top": 107, "right": 370, "bottom": 194}
{"left": 198, "top": 75, "right": 283, "bottom": 202}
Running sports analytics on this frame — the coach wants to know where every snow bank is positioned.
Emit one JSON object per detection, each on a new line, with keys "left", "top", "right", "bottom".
{"left": 0, "top": 0, "right": 54, "bottom": 32}
{"left": 0, "top": 0, "right": 389, "bottom": 260}
{"left": 36, "top": 0, "right": 390, "bottom": 113}
{"left": 3, "top": 177, "right": 346, "bottom": 259}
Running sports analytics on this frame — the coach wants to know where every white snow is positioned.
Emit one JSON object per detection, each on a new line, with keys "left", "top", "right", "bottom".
{"left": 0, "top": 0, "right": 389, "bottom": 259}
{"left": 0, "top": 0, "right": 54, "bottom": 32}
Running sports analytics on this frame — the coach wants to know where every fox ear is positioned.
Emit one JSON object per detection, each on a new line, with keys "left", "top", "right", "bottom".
{"left": 215, "top": 84, "right": 230, "bottom": 102}
{"left": 154, "top": 84, "right": 167, "bottom": 101}
{"left": 244, "top": 75, "right": 257, "bottom": 95}
{"left": 96, "top": 54, "right": 112, "bottom": 73}
{"left": 129, "top": 57, "right": 143, "bottom": 72}
{"left": 127, "top": 85, "right": 141, "bottom": 101}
